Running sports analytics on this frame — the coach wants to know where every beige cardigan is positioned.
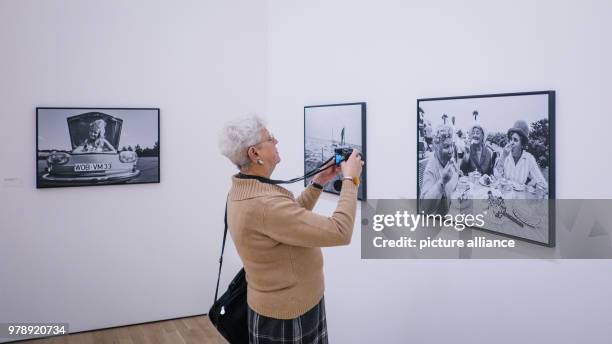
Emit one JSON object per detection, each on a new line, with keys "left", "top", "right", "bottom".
{"left": 227, "top": 175, "right": 358, "bottom": 319}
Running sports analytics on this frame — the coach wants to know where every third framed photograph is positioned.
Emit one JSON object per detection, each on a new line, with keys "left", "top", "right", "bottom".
{"left": 417, "top": 91, "right": 555, "bottom": 246}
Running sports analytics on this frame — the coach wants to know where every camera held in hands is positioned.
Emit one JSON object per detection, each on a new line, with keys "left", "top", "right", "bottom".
{"left": 334, "top": 147, "right": 361, "bottom": 166}
{"left": 332, "top": 147, "right": 362, "bottom": 192}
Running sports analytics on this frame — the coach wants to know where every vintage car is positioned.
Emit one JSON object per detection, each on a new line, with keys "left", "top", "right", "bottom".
{"left": 42, "top": 112, "right": 140, "bottom": 184}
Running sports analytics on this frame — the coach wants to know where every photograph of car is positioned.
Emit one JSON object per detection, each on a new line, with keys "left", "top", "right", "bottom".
{"left": 37, "top": 107, "right": 160, "bottom": 188}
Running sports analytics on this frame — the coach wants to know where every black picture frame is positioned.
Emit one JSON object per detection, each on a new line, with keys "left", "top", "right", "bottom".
{"left": 36, "top": 107, "right": 161, "bottom": 189}
{"left": 417, "top": 91, "right": 555, "bottom": 247}
{"left": 304, "top": 102, "right": 367, "bottom": 200}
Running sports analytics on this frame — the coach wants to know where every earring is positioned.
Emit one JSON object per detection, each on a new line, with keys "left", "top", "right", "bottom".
{"left": 257, "top": 159, "right": 264, "bottom": 165}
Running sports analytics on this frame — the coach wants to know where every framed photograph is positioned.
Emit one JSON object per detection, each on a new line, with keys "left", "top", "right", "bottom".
{"left": 417, "top": 91, "right": 555, "bottom": 246}
{"left": 37, "top": 107, "right": 160, "bottom": 188}
{"left": 304, "top": 102, "right": 367, "bottom": 200}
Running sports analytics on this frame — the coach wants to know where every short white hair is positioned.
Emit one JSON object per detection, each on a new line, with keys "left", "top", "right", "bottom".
{"left": 218, "top": 116, "right": 267, "bottom": 169}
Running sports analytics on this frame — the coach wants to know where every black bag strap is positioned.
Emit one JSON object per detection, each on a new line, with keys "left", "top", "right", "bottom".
{"left": 214, "top": 200, "right": 229, "bottom": 303}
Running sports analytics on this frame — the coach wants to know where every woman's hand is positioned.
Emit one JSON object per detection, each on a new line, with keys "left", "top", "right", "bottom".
{"left": 441, "top": 161, "right": 455, "bottom": 184}
{"left": 340, "top": 149, "right": 364, "bottom": 178}
{"left": 502, "top": 142, "right": 513, "bottom": 159}
{"left": 312, "top": 159, "right": 341, "bottom": 186}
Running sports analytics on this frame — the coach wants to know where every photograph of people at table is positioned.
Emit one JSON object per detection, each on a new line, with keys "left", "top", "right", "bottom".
{"left": 417, "top": 92, "right": 554, "bottom": 245}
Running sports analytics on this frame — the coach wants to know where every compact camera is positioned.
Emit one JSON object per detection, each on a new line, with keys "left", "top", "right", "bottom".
{"left": 334, "top": 147, "right": 361, "bottom": 166}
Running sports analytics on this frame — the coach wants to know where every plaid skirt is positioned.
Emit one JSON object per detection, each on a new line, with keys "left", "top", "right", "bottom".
{"left": 248, "top": 297, "right": 328, "bottom": 344}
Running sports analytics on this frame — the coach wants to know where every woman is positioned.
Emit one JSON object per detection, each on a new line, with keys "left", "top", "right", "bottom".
{"left": 218, "top": 116, "right": 363, "bottom": 344}
{"left": 493, "top": 120, "right": 547, "bottom": 188}
{"left": 420, "top": 124, "right": 459, "bottom": 215}
{"left": 74, "top": 119, "right": 116, "bottom": 153}
{"left": 460, "top": 124, "right": 494, "bottom": 176}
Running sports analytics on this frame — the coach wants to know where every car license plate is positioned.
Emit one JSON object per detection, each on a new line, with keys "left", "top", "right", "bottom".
{"left": 74, "top": 163, "right": 112, "bottom": 172}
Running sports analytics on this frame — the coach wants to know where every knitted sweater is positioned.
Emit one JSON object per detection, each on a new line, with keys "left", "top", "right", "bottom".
{"left": 227, "top": 175, "right": 358, "bottom": 319}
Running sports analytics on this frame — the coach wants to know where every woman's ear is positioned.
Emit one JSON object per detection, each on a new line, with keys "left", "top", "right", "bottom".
{"left": 247, "top": 146, "right": 259, "bottom": 164}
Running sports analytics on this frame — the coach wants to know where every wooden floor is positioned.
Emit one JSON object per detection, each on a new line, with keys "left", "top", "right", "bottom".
{"left": 17, "top": 315, "right": 228, "bottom": 344}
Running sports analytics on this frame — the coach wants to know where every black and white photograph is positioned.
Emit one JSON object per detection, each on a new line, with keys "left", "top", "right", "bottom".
{"left": 417, "top": 92, "right": 555, "bottom": 246}
{"left": 37, "top": 107, "right": 160, "bottom": 188}
{"left": 304, "top": 102, "right": 367, "bottom": 200}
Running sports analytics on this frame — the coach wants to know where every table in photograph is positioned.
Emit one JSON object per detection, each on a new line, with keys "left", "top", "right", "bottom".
{"left": 449, "top": 177, "right": 550, "bottom": 244}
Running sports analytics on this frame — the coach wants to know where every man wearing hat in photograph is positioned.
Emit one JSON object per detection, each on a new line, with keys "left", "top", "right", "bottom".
{"left": 460, "top": 123, "right": 495, "bottom": 176}
{"left": 493, "top": 120, "right": 548, "bottom": 188}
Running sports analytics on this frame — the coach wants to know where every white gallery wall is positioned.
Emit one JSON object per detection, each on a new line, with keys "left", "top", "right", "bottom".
{"left": 2, "top": 0, "right": 612, "bottom": 343}
{"left": 266, "top": 0, "right": 612, "bottom": 343}
{"left": 0, "top": 0, "right": 266, "bottom": 340}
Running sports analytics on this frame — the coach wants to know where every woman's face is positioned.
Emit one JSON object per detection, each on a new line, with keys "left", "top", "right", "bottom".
{"left": 436, "top": 138, "right": 454, "bottom": 164}
{"left": 89, "top": 128, "right": 100, "bottom": 140}
{"left": 509, "top": 133, "right": 523, "bottom": 155}
{"left": 471, "top": 127, "right": 483, "bottom": 144}
{"left": 255, "top": 128, "right": 280, "bottom": 167}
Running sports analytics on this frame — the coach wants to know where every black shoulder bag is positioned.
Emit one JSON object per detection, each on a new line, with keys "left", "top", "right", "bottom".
{"left": 208, "top": 203, "right": 248, "bottom": 344}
